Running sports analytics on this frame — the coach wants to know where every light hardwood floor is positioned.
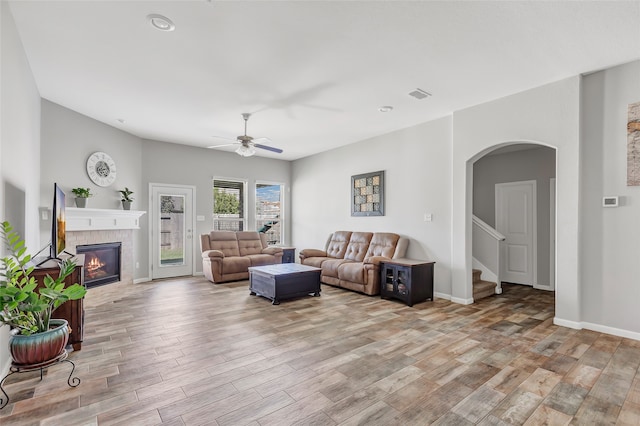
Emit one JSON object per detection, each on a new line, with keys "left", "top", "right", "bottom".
{"left": 1, "top": 277, "right": 639, "bottom": 425}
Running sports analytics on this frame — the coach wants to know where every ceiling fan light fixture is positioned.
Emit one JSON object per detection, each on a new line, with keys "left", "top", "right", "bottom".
{"left": 236, "top": 144, "right": 256, "bottom": 157}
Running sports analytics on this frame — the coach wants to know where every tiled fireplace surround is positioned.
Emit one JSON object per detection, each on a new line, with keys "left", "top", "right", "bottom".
{"left": 65, "top": 208, "right": 146, "bottom": 286}
{"left": 66, "top": 230, "right": 133, "bottom": 285}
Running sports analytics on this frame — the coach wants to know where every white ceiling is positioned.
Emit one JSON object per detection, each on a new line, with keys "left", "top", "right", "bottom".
{"left": 8, "top": 1, "right": 640, "bottom": 160}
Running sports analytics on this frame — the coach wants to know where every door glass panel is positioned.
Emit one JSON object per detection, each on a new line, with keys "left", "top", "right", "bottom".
{"left": 384, "top": 267, "right": 394, "bottom": 293}
{"left": 397, "top": 269, "right": 407, "bottom": 295}
{"left": 160, "top": 194, "right": 185, "bottom": 266}
{"left": 256, "top": 183, "right": 283, "bottom": 245}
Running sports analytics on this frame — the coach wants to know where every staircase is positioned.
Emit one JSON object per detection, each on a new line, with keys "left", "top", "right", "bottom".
{"left": 473, "top": 269, "right": 497, "bottom": 301}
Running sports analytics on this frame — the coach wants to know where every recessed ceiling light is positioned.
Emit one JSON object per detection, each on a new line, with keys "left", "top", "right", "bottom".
{"left": 378, "top": 106, "right": 394, "bottom": 113}
{"left": 147, "top": 14, "right": 175, "bottom": 32}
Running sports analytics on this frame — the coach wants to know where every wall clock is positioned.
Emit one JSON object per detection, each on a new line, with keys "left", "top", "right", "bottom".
{"left": 86, "top": 151, "right": 117, "bottom": 187}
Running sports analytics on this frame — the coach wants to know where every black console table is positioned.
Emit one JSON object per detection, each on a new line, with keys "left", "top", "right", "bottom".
{"left": 380, "top": 259, "right": 435, "bottom": 307}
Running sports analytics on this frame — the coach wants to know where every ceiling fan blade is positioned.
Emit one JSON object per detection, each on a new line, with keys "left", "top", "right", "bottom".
{"left": 254, "top": 143, "right": 283, "bottom": 154}
{"left": 207, "top": 142, "right": 239, "bottom": 149}
{"left": 252, "top": 137, "right": 272, "bottom": 144}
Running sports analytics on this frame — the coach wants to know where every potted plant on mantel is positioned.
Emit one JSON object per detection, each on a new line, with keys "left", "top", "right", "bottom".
{"left": 0, "top": 221, "right": 87, "bottom": 367}
{"left": 71, "top": 187, "right": 92, "bottom": 208}
{"left": 118, "top": 187, "right": 134, "bottom": 210}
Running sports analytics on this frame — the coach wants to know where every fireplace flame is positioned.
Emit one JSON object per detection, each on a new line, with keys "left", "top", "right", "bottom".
{"left": 86, "top": 255, "right": 106, "bottom": 278}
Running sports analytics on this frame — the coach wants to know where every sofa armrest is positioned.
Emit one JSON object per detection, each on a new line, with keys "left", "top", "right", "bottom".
{"left": 262, "top": 246, "right": 283, "bottom": 255}
{"left": 299, "top": 248, "right": 327, "bottom": 259}
{"left": 364, "top": 256, "right": 390, "bottom": 267}
{"left": 202, "top": 249, "right": 224, "bottom": 259}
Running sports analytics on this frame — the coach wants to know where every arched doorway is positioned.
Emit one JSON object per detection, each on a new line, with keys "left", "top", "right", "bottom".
{"left": 470, "top": 142, "right": 557, "bottom": 301}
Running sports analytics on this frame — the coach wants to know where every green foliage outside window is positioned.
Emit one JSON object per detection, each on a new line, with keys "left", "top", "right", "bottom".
{"left": 214, "top": 188, "right": 240, "bottom": 214}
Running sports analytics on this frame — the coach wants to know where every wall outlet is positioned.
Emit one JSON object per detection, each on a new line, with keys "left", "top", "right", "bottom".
{"left": 424, "top": 213, "right": 433, "bottom": 222}
{"left": 135, "top": 262, "right": 139, "bottom": 269}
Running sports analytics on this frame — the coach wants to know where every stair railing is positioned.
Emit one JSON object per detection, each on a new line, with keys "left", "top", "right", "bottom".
{"left": 472, "top": 215, "right": 506, "bottom": 294}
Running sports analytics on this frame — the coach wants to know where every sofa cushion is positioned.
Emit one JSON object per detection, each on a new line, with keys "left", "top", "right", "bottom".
{"left": 343, "top": 232, "right": 373, "bottom": 261}
{"left": 322, "top": 258, "right": 353, "bottom": 278}
{"left": 222, "top": 256, "right": 251, "bottom": 274}
{"left": 237, "top": 231, "right": 264, "bottom": 256}
{"left": 365, "top": 233, "right": 400, "bottom": 259}
{"left": 302, "top": 257, "right": 329, "bottom": 268}
{"left": 326, "top": 231, "right": 352, "bottom": 259}
{"left": 246, "top": 253, "right": 276, "bottom": 267}
{"left": 206, "top": 231, "right": 240, "bottom": 257}
{"left": 338, "top": 262, "right": 366, "bottom": 284}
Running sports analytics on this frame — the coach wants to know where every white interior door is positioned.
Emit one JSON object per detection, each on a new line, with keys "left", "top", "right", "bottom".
{"left": 150, "top": 184, "right": 195, "bottom": 279}
{"left": 496, "top": 180, "right": 536, "bottom": 286}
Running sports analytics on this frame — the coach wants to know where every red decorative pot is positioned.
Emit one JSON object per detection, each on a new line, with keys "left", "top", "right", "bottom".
{"left": 9, "top": 319, "right": 69, "bottom": 367}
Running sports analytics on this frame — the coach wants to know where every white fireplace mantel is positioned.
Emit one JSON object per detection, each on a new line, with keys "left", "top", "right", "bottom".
{"left": 66, "top": 207, "right": 146, "bottom": 231}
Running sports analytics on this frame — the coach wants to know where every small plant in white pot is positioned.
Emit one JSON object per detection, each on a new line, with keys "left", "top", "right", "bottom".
{"left": 118, "top": 187, "right": 134, "bottom": 210}
{"left": 71, "top": 187, "right": 92, "bottom": 208}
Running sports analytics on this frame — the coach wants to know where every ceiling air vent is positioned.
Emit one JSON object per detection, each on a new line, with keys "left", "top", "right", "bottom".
{"left": 408, "top": 88, "right": 431, "bottom": 100}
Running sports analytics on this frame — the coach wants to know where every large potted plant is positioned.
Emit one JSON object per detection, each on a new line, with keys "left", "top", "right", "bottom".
{"left": 118, "top": 187, "right": 134, "bottom": 210}
{"left": 0, "top": 221, "right": 86, "bottom": 366}
{"left": 71, "top": 187, "right": 92, "bottom": 208}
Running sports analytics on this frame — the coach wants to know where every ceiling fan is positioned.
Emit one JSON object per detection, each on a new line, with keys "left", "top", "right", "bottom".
{"left": 208, "top": 113, "right": 283, "bottom": 157}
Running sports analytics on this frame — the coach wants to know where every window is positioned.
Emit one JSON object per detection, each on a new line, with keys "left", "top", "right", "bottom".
{"left": 213, "top": 179, "right": 246, "bottom": 231}
{"left": 256, "top": 182, "right": 283, "bottom": 245}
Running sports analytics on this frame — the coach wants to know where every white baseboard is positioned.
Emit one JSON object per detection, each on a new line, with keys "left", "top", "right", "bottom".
{"left": 581, "top": 321, "right": 640, "bottom": 341}
{"left": 435, "top": 293, "right": 474, "bottom": 305}
{"left": 133, "top": 277, "right": 151, "bottom": 284}
{"left": 193, "top": 271, "right": 204, "bottom": 276}
{"left": 554, "top": 317, "right": 640, "bottom": 341}
{"left": 434, "top": 292, "right": 450, "bottom": 301}
{"left": 553, "top": 317, "right": 582, "bottom": 329}
{"left": 451, "top": 296, "right": 474, "bottom": 305}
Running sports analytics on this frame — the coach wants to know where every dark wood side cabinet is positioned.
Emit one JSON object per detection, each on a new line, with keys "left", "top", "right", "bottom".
{"left": 281, "top": 247, "right": 296, "bottom": 264}
{"left": 31, "top": 255, "right": 85, "bottom": 350}
{"left": 380, "top": 259, "right": 434, "bottom": 307}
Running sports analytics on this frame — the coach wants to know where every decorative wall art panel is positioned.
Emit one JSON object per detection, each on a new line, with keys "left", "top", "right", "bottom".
{"left": 351, "top": 170, "right": 384, "bottom": 216}
{"left": 628, "top": 101, "right": 640, "bottom": 186}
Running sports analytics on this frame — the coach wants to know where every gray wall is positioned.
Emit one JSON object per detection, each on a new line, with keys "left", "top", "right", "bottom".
{"left": 291, "top": 117, "right": 453, "bottom": 297}
{"left": 38, "top": 101, "right": 292, "bottom": 279}
{"left": 451, "top": 77, "right": 582, "bottom": 324}
{"left": 140, "top": 139, "right": 291, "bottom": 275}
{"left": 473, "top": 146, "right": 556, "bottom": 287}
{"left": 40, "top": 100, "right": 144, "bottom": 272}
{"left": 1, "top": 2, "right": 42, "bottom": 376}
{"left": 581, "top": 60, "right": 640, "bottom": 334}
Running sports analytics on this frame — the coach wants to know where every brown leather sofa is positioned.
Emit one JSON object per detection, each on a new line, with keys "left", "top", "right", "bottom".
{"left": 299, "top": 231, "right": 408, "bottom": 295}
{"left": 201, "top": 231, "right": 283, "bottom": 283}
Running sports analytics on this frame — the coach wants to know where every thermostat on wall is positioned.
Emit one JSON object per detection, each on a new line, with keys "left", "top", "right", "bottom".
{"left": 602, "top": 196, "right": 619, "bottom": 207}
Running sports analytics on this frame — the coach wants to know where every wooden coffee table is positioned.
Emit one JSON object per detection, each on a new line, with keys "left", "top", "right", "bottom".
{"left": 248, "top": 263, "right": 321, "bottom": 305}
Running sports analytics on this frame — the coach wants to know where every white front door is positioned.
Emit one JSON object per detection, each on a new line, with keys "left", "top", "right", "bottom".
{"left": 496, "top": 180, "right": 536, "bottom": 286}
{"left": 150, "top": 184, "right": 195, "bottom": 279}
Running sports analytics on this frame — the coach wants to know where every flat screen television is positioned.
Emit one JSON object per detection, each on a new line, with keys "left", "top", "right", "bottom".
{"left": 51, "top": 183, "right": 66, "bottom": 259}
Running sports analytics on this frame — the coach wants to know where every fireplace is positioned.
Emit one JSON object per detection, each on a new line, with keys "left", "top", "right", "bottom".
{"left": 76, "top": 242, "right": 121, "bottom": 288}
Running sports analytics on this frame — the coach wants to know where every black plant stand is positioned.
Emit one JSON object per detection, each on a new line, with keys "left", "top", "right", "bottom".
{"left": 0, "top": 350, "right": 80, "bottom": 409}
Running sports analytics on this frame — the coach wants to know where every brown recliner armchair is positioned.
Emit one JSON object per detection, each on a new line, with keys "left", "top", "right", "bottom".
{"left": 201, "top": 231, "right": 283, "bottom": 283}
